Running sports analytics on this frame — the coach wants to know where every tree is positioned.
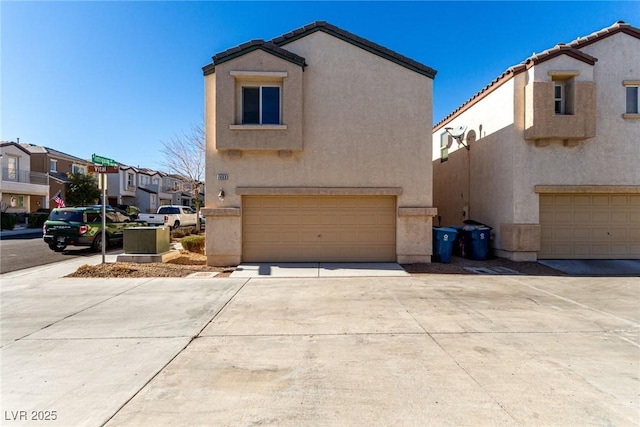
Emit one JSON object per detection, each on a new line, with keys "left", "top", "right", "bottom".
{"left": 161, "top": 123, "right": 205, "bottom": 232}
{"left": 65, "top": 172, "right": 101, "bottom": 207}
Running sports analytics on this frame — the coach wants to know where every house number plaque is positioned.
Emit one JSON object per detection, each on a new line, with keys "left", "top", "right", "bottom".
{"left": 217, "top": 173, "right": 228, "bottom": 180}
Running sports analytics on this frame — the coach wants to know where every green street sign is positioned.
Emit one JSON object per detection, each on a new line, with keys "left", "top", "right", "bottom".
{"left": 92, "top": 154, "right": 116, "bottom": 166}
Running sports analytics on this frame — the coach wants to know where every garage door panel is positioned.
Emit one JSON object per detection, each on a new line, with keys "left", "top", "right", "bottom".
{"left": 590, "top": 212, "right": 609, "bottom": 223}
{"left": 572, "top": 195, "right": 591, "bottom": 205}
{"left": 243, "top": 196, "right": 396, "bottom": 262}
{"left": 611, "top": 195, "right": 629, "bottom": 206}
{"left": 540, "top": 193, "right": 640, "bottom": 259}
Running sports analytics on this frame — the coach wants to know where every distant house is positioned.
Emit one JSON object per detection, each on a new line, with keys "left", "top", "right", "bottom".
{"left": 432, "top": 21, "right": 640, "bottom": 260}
{"left": 202, "top": 21, "right": 437, "bottom": 266}
{"left": 106, "top": 164, "right": 199, "bottom": 212}
{"left": 0, "top": 142, "right": 49, "bottom": 213}
{"left": 20, "top": 144, "right": 92, "bottom": 210}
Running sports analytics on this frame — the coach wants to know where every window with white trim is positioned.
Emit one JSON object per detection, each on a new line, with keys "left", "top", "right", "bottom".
{"left": 126, "top": 173, "right": 135, "bottom": 189}
{"left": 7, "top": 156, "right": 18, "bottom": 180}
{"left": 554, "top": 82, "right": 565, "bottom": 115}
{"left": 242, "top": 86, "right": 281, "bottom": 124}
{"left": 551, "top": 72, "right": 576, "bottom": 115}
{"left": 440, "top": 132, "right": 451, "bottom": 163}
{"left": 49, "top": 159, "right": 57, "bottom": 172}
{"left": 72, "top": 164, "right": 87, "bottom": 175}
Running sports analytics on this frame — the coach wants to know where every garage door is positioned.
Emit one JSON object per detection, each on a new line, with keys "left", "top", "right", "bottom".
{"left": 539, "top": 193, "right": 640, "bottom": 259}
{"left": 243, "top": 196, "right": 396, "bottom": 262}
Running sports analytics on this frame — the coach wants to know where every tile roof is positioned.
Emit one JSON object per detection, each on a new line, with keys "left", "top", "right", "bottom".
{"left": 204, "top": 40, "right": 307, "bottom": 75}
{"left": 1, "top": 142, "right": 32, "bottom": 155}
{"left": 19, "top": 143, "right": 91, "bottom": 163}
{"left": 49, "top": 171, "right": 71, "bottom": 183}
{"left": 271, "top": 21, "right": 436, "bottom": 79}
{"left": 203, "top": 21, "right": 436, "bottom": 79}
{"left": 434, "top": 21, "right": 639, "bottom": 130}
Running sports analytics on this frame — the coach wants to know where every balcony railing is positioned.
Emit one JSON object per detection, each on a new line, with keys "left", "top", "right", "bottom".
{"left": 2, "top": 168, "right": 49, "bottom": 185}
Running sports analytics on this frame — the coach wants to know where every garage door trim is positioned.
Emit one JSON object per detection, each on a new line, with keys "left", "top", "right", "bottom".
{"left": 237, "top": 187, "right": 403, "bottom": 196}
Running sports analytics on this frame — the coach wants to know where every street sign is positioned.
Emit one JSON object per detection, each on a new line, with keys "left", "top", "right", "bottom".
{"left": 90, "top": 165, "right": 119, "bottom": 174}
{"left": 92, "top": 154, "right": 116, "bottom": 166}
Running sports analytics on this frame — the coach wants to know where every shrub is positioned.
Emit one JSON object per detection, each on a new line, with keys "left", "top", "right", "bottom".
{"left": 28, "top": 212, "right": 49, "bottom": 229}
{"left": 171, "top": 228, "right": 189, "bottom": 239}
{"left": 1, "top": 213, "right": 17, "bottom": 230}
{"left": 181, "top": 235, "right": 205, "bottom": 254}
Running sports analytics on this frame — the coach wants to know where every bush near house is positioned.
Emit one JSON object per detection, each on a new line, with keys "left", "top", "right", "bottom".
{"left": 28, "top": 212, "right": 49, "bottom": 229}
{"left": 181, "top": 235, "right": 205, "bottom": 254}
{"left": 1, "top": 213, "right": 17, "bottom": 230}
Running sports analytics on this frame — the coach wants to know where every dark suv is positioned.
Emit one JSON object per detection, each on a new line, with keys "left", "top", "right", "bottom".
{"left": 43, "top": 207, "right": 146, "bottom": 252}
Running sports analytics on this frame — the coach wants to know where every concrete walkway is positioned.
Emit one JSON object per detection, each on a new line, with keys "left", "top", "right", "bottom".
{"left": 1, "top": 264, "right": 638, "bottom": 426}
{"left": 230, "top": 262, "right": 409, "bottom": 278}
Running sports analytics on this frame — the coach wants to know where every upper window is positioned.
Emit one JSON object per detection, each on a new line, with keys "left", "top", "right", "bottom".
{"left": 626, "top": 86, "right": 639, "bottom": 114}
{"left": 554, "top": 83, "right": 565, "bottom": 115}
{"left": 126, "top": 173, "right": 135, "bottom": 189}
{"left": 550, "top": 72, "right": 576, "bottom": 115}
{"left": 72, "top": 164, "right": 86, "bottom": 175}
{"left": 49, "top": 160, "right": 57, "bottom": 172}
{"left": 242, "top": 86, "right": 281, "bottom": 125}
{"left": 439, "top": 132, "right": 451, "bottom": 163}
{"left": 7, "top": 156, "right": 18, "bottom": 180}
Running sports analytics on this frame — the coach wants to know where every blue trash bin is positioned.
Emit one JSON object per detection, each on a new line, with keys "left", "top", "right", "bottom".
{"left": 465, "top": 226, "right": 492, "bottom": 260}
{"left": 432, "top": 227, "right": 458, "bottom": 263}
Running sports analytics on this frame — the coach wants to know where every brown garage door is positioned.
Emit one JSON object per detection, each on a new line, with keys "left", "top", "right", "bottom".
{"left": 243, "top": 196, "right": 396, "bottom": 262}
{"left": 539, "top": 193, "right": 640, "bottom": 259}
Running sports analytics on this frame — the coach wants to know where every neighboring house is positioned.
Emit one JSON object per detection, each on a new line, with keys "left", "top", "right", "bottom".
{"left": 107, "top": 165, "right": 138, "bottom": 207}
{"left": 432, "top": 21, "right": 640, "bottom": 261}
{"left": 20, "top": 143, "right": 92, "bottom": 210}
{"left": 136, "top": 168, "right": 173, "bottom": 213}
{"left": 202, "top": 21, "right": 437, "bottom": 265}
{"left": 0, "top": 142, "right": 49, "bottom": 213}
{"left": 163, "top": 173, "right": 199, "bottom": 207}
{"left": 106, "top": 165, "right": 196, "bottom": 211}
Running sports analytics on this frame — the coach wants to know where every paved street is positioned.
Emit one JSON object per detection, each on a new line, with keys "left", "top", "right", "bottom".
{"left": 1, "top": 264, "right": 638, "bottom": 426}
{"left": 0, "top": 234, "right": 117, "bottom": 274}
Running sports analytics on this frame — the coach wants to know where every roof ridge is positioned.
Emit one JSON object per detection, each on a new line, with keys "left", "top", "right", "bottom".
{"left": 271, "top": 21, "right": 436, "bottom": 79}
{"left": 204, "top": 38, "right": 306, "bottom": 75}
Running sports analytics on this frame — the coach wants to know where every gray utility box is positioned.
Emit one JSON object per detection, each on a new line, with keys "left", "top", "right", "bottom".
{"left": 123, "top": 227, "right": 170, "bottom": 254}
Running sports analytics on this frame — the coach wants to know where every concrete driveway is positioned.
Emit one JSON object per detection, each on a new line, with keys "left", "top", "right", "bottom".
{"left": 1, "top": 270, "right": 638, "bottom": 426}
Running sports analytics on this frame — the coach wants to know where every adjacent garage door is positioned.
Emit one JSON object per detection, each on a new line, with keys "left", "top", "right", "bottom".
{"left": 243, "top": 196, "right": 396, "bottom": 262}
{"left": 539, "top": 193, "right": 640, "bottom": 259}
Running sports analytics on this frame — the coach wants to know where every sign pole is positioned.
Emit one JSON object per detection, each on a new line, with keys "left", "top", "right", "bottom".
{"left": 102, "top": 173, "right": 106, "bottom": 264}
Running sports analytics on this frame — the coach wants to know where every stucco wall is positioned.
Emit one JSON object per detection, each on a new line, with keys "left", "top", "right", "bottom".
{"left": 433, "top": 31, "right": 640, "bottom": 260}
{"left": 205, "top": 31, "right": 434, "bottom": 264}
{"left": 432, "top": 79, "right": 517, "bottom": 239}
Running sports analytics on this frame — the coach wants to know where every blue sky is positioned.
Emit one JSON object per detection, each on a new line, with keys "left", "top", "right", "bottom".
{"left": 2, "top": 1, "right": 638, "bottom": 170}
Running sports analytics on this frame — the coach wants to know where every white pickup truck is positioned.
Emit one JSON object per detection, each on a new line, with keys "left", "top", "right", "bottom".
{"left": 138, "top": 205, "right": 198, "bottom": 229}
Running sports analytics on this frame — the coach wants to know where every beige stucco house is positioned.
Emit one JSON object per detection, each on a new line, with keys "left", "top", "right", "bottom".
{"left": 202, "top": 21, "right": 437, "bottom": 265}
{"left": 0, "top": 142, "right": 49, "bottom": 214}
{"left": 432, "top": 21, "right": 640, "bottom": 261}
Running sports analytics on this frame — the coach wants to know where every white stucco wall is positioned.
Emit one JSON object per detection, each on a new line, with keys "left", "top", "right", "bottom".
{"left": 432, "top": 29, "right": 640, "bottom": 260}
{"left": 432, "top": 78, "right": 517, "bottom": 232}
